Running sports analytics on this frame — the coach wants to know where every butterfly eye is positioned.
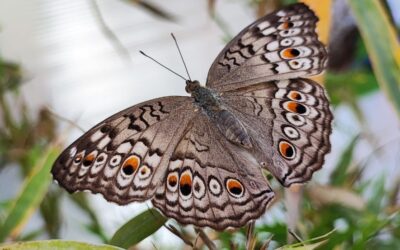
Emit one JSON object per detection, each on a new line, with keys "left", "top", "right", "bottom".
{"left": 279, "top": 140, "right": 296, "bottom": 159}
{"left": 226, "top": 178, "right": 244, "bottom": 198}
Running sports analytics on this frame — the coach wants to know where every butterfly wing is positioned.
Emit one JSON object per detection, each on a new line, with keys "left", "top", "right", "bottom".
{"left": 152, "top": 112, "right": 274, "bottom": 230}
{"left": 221, "top": 78, "right": 332, "bottom": 186}
{"left": 206, "top": 3, "right": 327, "bottom": 92}
{"left": 51, "top": 96, "right": 197, "bottom": 204}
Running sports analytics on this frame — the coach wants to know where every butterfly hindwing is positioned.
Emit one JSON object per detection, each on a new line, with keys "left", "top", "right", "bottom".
{"left": 152, "top": 113, "right": 275, "bottom": 230}
{"left": 206, "top": 3, "right": 327, "bottom": 92}
{"left": 222, "top": 78, "right": 332, "bottom": 186}
{"left": 51, "top": 96, "right": 196, "bottom": 204}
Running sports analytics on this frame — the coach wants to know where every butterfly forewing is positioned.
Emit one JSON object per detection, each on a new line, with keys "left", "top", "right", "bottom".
{"left": 51, "top": 96, "right": 196, "bottom": 204}
{"left": 206, "top": 3, "right": 327, "bottom": 92}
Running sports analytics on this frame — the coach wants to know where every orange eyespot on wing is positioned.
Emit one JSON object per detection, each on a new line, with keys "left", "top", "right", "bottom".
{"left": 122, "top": 155, "right": 140, "bottom": 175}
{"left": 281, "top": 48, "right": 300, "bottom": 59}
{"left": 179, "top": 173, "right": 192, "bottom": 196}
{"left": 168, "top": 175, "right": 178, "bottom": 187}
{"left": 279, "top": 141, "right": 296, "bottom": 159}
{"left": 280, "top": 21, "right": 294, "bottom": 29}
{"left": 83, "top": 152, "right": 96, "bottom": 166}
{"left": 285, "top": 101, "right": 307, "bottom": 114}
{"left": 226, "top": 178, "right": 244, "bottom": 197}
{"left": 288, "top": 91, "right": 303, "bottom": 101}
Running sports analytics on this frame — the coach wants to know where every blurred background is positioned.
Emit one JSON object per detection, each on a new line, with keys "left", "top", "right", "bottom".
{"left": 0, "top": 0, "right": 399, "bottom": 249}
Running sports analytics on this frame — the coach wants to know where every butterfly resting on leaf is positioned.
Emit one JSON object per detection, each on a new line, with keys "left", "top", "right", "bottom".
{"left": 51, "top": 3, "right": 332, "bottom": 230}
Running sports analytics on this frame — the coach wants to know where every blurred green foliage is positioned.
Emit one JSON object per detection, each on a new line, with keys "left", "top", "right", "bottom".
{"left": 1, "top": 0, "right": 399, "bottom": 249}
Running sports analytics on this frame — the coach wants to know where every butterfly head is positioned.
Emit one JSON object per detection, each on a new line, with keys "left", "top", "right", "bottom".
{"left": 185, "top": 80, "right": 201, "bottom": 94}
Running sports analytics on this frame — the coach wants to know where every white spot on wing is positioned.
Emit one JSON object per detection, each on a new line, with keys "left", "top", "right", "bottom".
{"left": 132, "top": 141, "right": 148, "bottom": 157}
{"left": 264, "top": 51, "right": 281, "bottom": 62}
{"left": 257, "top": 21, "right": 270, "bottom": 30}
{"left": 266, "top": 41, "right": 279, "bottom": 51}
{"left": 261, "top": 27, "right": 277, "bottom": 36}
{"left": 69, "top": 147, "right": 77, "bottom": 157}
{"left": 90, "top": 130, "right": 104, "bottom": 142}
{"left": 116, "top": 142, "right": 132, "bottom": 154}
{"left": 98, "top": 136, "right": 111, "bottom": 149}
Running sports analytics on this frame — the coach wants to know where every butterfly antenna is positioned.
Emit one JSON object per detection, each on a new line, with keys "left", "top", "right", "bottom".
{"left": 139, "top": 50, "right": 187, "bottom": 81}
{"left": 171, "top": 33, "right": 192, "bottom": 81}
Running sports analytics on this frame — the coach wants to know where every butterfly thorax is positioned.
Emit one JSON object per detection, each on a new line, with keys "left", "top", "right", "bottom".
{"left": 186, "top": 80, "right": 252, "bottom": 149}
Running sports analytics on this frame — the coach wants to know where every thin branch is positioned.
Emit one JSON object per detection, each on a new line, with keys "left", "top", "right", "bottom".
{"left": 246, "top": 221, "right": 256, "bottom": 250}
{"left": 259, "top": 235, "right": 273, "bottom": 250}
{"left": 90, "top": 0, "right": 133, "bottom": 63}
{"left": 164, "top": 224, "right": 194, "bottom": 248}
{"left": 288, "top": 229, "right": 304, "bottom": 244}
{"left": 46, "top": 107, "right": 85, "bottom": 133}
{"left": 194, "top": 227, "right": 217, "bottom": 250}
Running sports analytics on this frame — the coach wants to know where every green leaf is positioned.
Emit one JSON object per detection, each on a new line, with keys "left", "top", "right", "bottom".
{"left": 109, "top": 208, "right": 167, "bottom": 248}
{"left": 325, "top": 71, "right": 379, "bottom": 106}
{"left": 277, "top": 229, "right": 334, "bottom": 249}
{"left": 348, "top": 0, "right": 400, "bottom": 118}
{"left": 0, "top": 146, "right": 61, "bottom": 242}
{"left": 0, "top": 240, "right": 123, "bottom": 250}
{"left": 330, "top": 136, "right": 359, "bottom": 186}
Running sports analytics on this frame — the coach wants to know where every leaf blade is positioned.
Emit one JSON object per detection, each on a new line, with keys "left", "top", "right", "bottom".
{"left": 109, "top": 208, "right": 167, "bottom": 248}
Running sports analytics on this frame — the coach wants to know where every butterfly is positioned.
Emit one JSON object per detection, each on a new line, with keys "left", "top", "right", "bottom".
{"left": 51, "top": 3, "right": 332, "bottom": 230}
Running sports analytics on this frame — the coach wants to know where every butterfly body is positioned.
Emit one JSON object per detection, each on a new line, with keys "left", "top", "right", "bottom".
{"left": 52, "top": 3, "right": 332, "bottom": 230}
{"left": 187, "top": 80, "right": 252, "bottom": 148}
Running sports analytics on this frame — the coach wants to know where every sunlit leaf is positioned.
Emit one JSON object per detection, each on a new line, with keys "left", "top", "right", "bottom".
{"left": 0, "top": 240, "right": 123, "bottom": 250}
{"left": 325, "top": 71, "right": 379, "bottom": 106}
{"left": 0, "top": 146, "right": 61, "bottom": 241}
{"left": 109, "top": 208, "right": 167, "bottom": 248}
{"left": 348, "top": 0, "right": 400, "bottom": 118}
{"left": 330, "top": 136, "right": 359, "bottom": 186}
{"left": 277, "top": 229, "right": 334, "bottom": 249}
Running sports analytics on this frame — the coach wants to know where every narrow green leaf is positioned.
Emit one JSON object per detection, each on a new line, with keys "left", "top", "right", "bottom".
{"left": 0, "top": 240, "right": 123, "bottom": 250}
{"left": 348, "top": 0, "right": 400, "bottom": 118}
{"left": 330, "top": 136, "right": 359, "bottom": 186}
{"left": 109, "top": 208, "right": 167, "bottom": 248}
{"left": 277, "top": 229, "right": 335, "bottom": 249}
{"left": 0, "top": 146, "right": 61, "bottom": 241}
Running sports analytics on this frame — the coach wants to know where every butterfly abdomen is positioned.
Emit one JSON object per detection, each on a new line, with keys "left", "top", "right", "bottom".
{"left": 215, "top": 110, "right": 252, "bottom": 148}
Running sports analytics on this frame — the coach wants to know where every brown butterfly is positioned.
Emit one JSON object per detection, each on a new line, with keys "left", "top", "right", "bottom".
{"left": 52, "top": 3, "right": 332, "bottom": 230}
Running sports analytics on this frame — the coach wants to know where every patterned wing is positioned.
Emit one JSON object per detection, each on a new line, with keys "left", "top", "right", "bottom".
{"left": 152, "top": 112, "right": 275, "bottom": 230}
{"left": 206, "top": 3, "right": 327, "bottom": 92}
{"left": 221, "top": 78, "right": 332, "bottom": 186}
{"left": 51, "top": 96, "right": 197, "bottom": 204}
